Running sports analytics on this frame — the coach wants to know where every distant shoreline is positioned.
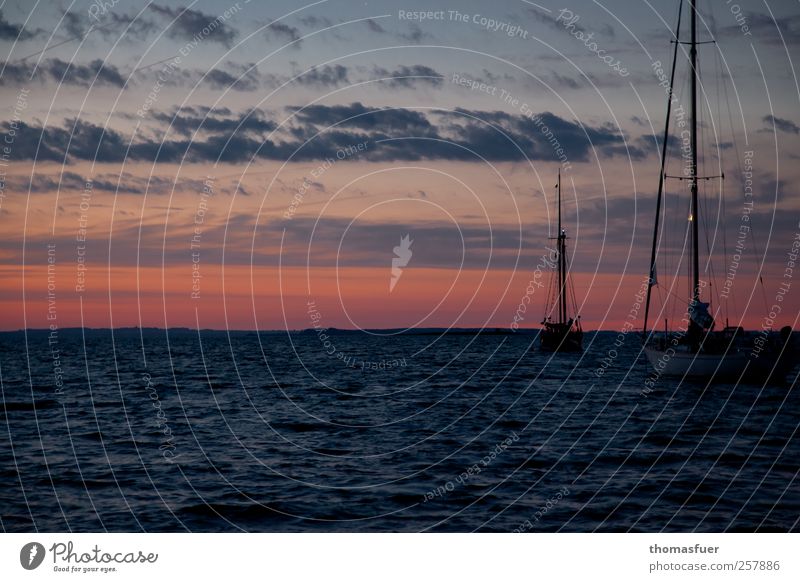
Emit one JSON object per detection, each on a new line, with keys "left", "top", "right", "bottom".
{"left": 2, "top": 326, "right": 542, "bottom": 335}
{"left": 0, "top": 326, "right": 800, "bottom": 337}
{"left": 2, "top": 327, "right": 785, "bottom": 336}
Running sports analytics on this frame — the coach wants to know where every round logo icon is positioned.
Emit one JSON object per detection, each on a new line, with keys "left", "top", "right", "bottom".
{"left": 20, "top": 542, "right": 46, "bottom": 570}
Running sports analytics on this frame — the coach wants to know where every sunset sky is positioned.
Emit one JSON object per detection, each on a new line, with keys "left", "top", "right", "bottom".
{"left": 1, "top": 0, "right": 798, "bottom": 331}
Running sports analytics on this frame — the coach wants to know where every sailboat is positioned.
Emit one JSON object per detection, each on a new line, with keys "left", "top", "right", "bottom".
{"left": 540, "top": 170, "right": 583, "bottom": 352}
{"left": 641, "top": 0, "right": 796, "bottom": 381}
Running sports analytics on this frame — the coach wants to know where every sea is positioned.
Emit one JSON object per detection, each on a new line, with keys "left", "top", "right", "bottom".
{"left": 1, "top": 328, "right": 798, "bottom": 532}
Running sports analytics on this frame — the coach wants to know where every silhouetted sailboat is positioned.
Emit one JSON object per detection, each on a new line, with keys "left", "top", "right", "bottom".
{"left": 540, "top": 170, "right": 583, "bottom": 352}
{"left": 641, "top": 0, "right": 796, "bottom": 382}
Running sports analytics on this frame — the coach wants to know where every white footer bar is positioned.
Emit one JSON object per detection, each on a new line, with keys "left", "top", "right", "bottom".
{"left": 2, "top": 533, "right": 796, "bottom": 581}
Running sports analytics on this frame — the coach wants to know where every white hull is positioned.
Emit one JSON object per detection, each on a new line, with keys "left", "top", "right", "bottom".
{"left": 644, "top": 347, "right": 751, "bottom": 379}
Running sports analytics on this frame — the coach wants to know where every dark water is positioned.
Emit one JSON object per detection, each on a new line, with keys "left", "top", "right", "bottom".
{"left": 1, "top": 328, "right": 798, "bottom": 532}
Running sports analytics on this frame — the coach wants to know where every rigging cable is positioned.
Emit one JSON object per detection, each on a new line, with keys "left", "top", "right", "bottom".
{"left": 643, "top": 0, "right": 684, "bottom": 339}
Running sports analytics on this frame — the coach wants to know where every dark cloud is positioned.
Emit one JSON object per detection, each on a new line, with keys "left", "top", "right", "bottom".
{"left": 439, "top": 108, "right": 636, "bottom": 161}
{"left": 61, "top": 118, "right": 130, "bottom": 160}
{"left": 473, "top": 69, "right": 519, "bottom": 89}
{"left": 526, "top": 7, "right": 585, "bottom": 34}
{"left": 205, "top": 62, "right": 261, "bottom": 91}
{"left": 178, "top": 105, "right": 232, "bottom": 117}
{"left": 97, "top": 11, "right": 159, "bottom": 41}
{"left": 264, "top": 20, "right": 301, "bottom": 45}
{"left": 546, "top": 71, "right": 582, "bottom": 90}
{"left": 720, "top": 12, "right": 800, "bottom": 45}
{"left": 0, "top": 119, "right": 130, "bottom": 162}
{"left": 295, "top": 64, "right": 349, "bottom": 87}
{"left": 365, "top": 19, "right": 387, "bottom": 34}
{"left": 290, "top": 102, "right": 435, "bottom": 134}
{"left": 62, "top": 10, "right": 86, "bottom": 39}
{"left": 525, "top": 7, "right": 617, "bottom": 39}
{"left": 0, "top": 58, "right": 125, "bottom": 87}
{"left": 600, "top": 143, "right": 648, "bottom": 160}
{"left": 5, "top": 104, "right": 639, "bottom": 165}
{"left": 60, "top": 9, "right": 157, "bottom": 43}
{"left": 398, "top": 23, "right": 430, "bottom": 43}
{"left": 148, "top": 62, "right": 439, "bottom": 92}
{"left": 145, "top": 62, "right": 347, "bottom": 91}
{"left": 139, "top": 63, "right": 264, "bottom": 92}
{"left": 599, "top": 23, "right": 616, "bottom": 38}
{"left": 371, "top": 65, "right": 443, "bottom": 88}
{"left": 18, "top": 172, "right": 95, "bottom": 193}
{"left": 0, "top": 10, "right": 35, "bottom": 39}
{"left": 0, "top": 61, "right": 32, "bottom": 84}
{"left": 763, "top": 114, "right": 800, "bottom": 135}
{"left": 206, "top": 68, "right": 247, "bottom": 90}
{"left": 49, "top": 58, "right": 125, "bottom": 87}
{"left": 10, "top": 171, "right": 180, "bottom": 195}
{"left": 150, "top": 107, "right": 276, "bottom": 137}
{"left": 150, "top": 4, "right": 238, "bottom": 47}
{"left": 298, "top": 15, "right": 333, "bottom": 28}
{"left": 284, "top": 105, "right": 635, "bottom": 163}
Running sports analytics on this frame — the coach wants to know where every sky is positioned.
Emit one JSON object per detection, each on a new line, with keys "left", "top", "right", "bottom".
{"left": 0, "top": 0, "right": 799, "bottom": 331}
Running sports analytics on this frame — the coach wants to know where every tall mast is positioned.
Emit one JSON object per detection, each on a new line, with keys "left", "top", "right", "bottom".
{"left": 689, "top": 1, "right": 700, "bottom": 313}
{"left": 558, "top": 169, "right": 567, "bottom": 325}
{"left": 643, "top": 0, "right": 683, "bottom": 339}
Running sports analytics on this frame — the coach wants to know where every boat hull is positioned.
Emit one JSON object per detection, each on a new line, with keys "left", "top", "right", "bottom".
{"left": 540, "top": 326, "right": 583, "bottom": 353}
{"left": 644, "top": 347, "right": 748, "bottom": 378}
{"left": 644, "top": 342, "right": 797, "bottom": 382}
